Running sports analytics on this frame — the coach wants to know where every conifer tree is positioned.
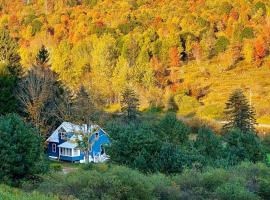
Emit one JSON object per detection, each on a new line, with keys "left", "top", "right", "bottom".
{"left": 223, "top": 89, "right": 257, "bottom": 133}
{"left": 35, "top": 45, "right": 50, "bottom": 67}
{"left": 72, "top": 86, "right": 96, "bottom": 124}
{"left": 120, "top": 87, "right": 140, "bottom": 120}
{"left": 0, "top": 30, "right": 21, "bottom": 115}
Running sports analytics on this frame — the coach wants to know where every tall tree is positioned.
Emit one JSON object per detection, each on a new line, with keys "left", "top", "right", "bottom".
{"left": 71, "top": 86, "right": 100, "bottom": 164}
{"left": 0, "top": 30, "right": 21, "bottom": 115}
{"left": 223, "top": 89, "right": 257, "bottom": 133}
{"left": 17, "top": 47, "right": 60, "bottom": 137}
{"left": 72, "top": 86, "right": 96, "bottom": 125}
{"left": 120, "top": 87, "right": 140, "bottom": 120}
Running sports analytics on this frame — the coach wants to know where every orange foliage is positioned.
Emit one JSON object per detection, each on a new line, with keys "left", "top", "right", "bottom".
{"left": 253, "top": 37, "right": 267, "bottom": 67}
{"left": 254, "top": 38, "right": 266, "bottom": 61}
{"left": 169, "top": 47, "right": 180, "bottom": 67}
{"left": 230, "top": 9, "right": 239, "bottom": 21}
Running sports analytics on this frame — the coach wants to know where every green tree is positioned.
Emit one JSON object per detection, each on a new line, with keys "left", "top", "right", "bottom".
{"left": 0, "top": 68, "right": 17, "bottom": 115}
{"left": 223, "top": 89, "right": 257, "bottom": 133}
{"left": 157, "top": 143, "right": 188, "bottom": 174}
{"left": 35, "top": 45, "right": 50, "bottom": 67}
{"left": 107, "top": 121, "right": 161, "bottom": 172}
{"left": 120, "top": 87, "right": 140, "bottom": 120}
{"left": 0, "top": 30, "right": 21, "bottom": 115}
{"left": 195, "top": 127, "right": 224, "bottom": 164}
{"left": 74, "top": 126, "right": 100, "bottom": 164}
{"left": 72, "top": 86, "right": 96, "bottom": 124}
{"left": 158, "top": 112, "right": 190, "bottom": 144}
{"left": 223, "top": 129, "right": 266, "bottom": 165}
{"left": 215, "top": 36, "right": 230, "bottom": 54}
{"left": 0, "top": 114, "right": 48, "bottom": 185}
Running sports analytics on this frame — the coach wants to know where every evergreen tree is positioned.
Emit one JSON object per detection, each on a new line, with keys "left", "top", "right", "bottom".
{"left": 195, "top": 127, "right": 224, "bottom": 163}
{"left": 35, "top": 45, "right": 50, "bottom": 67}
{"left": 223, "top": 89, "right": 257, "bottom": 133}
{"left": 0, "top": 30, "right": 21, "bottom": 115}
{"left": 120, "top": 87, "right": 140, "bottom": 120}
{"left": 72, "top": 86, "right": 96, "bottom": 124}
{"left": 224, "top": 129, "right": 265, "bottom": 165}
{"left": 158, "top": 112, "right": 190, "bottom": 144}
{"left": 0, "top": 114, "right": 48, "bottom": 185}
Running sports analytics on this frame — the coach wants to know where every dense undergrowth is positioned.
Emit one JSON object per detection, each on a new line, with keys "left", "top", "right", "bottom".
{"left": 1, "top": 162, "right": 270, "bottom": 200}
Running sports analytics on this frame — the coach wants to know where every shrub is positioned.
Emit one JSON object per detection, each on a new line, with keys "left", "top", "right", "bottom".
{"left": 50, "top": 163, "right": 62, "bottom": 172}
{"left": 219, "top": 2, "right": 233, "bottom": 15}
{"left": 215, "top": 36, "right": 230, "bottom": 53}
{"left": 31, "top": 19, "right": 42, "bottom": 35}
{"left": 215, "top": 183, "right": 260, "bottom": 200}
{"left": 240, "top": 27, "right": 255, "bottom": 40}
{"left": 38, "top": 166, "right": 156, "bottom": 200}
{"left": 254, "top": 2, "right": 267, "bottom": 16}
{"left": 0, "top": 184, "right": 58, "bottom": 200}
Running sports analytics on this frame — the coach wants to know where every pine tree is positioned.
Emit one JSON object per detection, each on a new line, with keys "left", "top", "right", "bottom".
{"left": 120, "top": 87, "right": 140, "bottom": 120}
{"left": 35, "top": 45, "right": 50, "bottom": 67}
{"left": 0, "top": 30, "right": 21, "bottom": 115}
{"left": 223, "top": 89, "right": 257, "bottom": 133}
{"left": 72, "top": 86, "right": 96, "bottom": 124}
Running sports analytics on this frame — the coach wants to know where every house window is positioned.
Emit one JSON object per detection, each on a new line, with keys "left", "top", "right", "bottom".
{"left": 101, "top": 145, "right": 105, "bottom": 155}
{"left": 59, "top": 128, "right": 67, "bottom": 140}
{"left": 60, "top": 132, "right": 66, "bottom": 140}
{"left": 60, "top": 148, "right": 72, "bottom": 156}
{"left": 73, "top": 149, "right": 80, "bottom": 156}
{"left": 52, "top": 143, "right": 57, "bottom": 153}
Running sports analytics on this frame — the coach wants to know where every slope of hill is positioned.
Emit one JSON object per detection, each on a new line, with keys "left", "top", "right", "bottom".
{"left": 1, "top": 0, "right": 270, "bottom": 122}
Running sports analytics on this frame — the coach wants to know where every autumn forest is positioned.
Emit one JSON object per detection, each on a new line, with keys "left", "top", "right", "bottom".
{"left": 1, "top": 0, "right": 270, "bottom": 123}
{"left": 1, "top": 0, "right": 270, "bottom": 199}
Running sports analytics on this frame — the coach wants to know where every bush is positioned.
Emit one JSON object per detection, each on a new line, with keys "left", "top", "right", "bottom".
{"left": 31, "top": 19, "right": 42, "bottom": 36}
{"left": 50, "top": 163, "right": 62, "bottom": 172}
{"left": 215, "top": 36, "right": 230, "bottom": 53}
{"left": 219, "top": 2, "right": 233, "bottom": 15}
{"left": 216, "top": 183, "right": 260, "bottom": 200}
{"left": 254, "top": 2, "right": 266, "bottom": 16}
{"left": 0, "top": 114, "right": 48, "bottom": 186}
{"left": 34, "top": 162, "right": 270, "bottom": 200}
{"left": 38, "top": 166, "right": 156, "bottom": 200}
{"left": 240, "top": 27, "right": 255, "bottom": 40}
{"left": 0, "top": 184, "right": 58, "bottom": 200}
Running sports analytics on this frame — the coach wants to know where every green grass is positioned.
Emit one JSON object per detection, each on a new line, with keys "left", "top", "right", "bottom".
{"left": 267, "top": 154, "right": 270, "bottom": 164}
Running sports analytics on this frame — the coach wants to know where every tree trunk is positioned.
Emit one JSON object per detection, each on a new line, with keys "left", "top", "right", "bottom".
{"left": 85, "top": 150, "right": 89, "bottom": 164}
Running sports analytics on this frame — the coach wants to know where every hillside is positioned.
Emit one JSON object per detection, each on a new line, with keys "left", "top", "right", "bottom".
{"left": 1, "top": 0, "right": 270, "bottom": 122}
